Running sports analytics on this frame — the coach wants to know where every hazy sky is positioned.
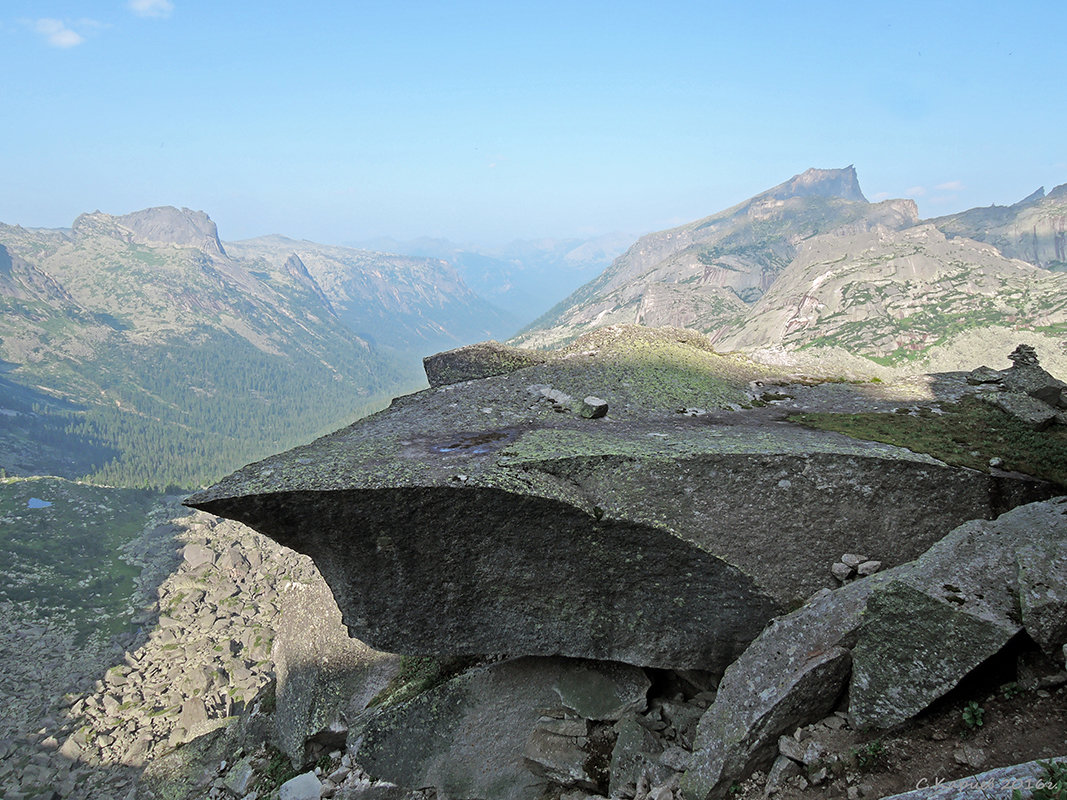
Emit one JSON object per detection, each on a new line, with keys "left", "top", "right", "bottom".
{"left": 2, "top": 1, "right": 1064, "bottom": 245}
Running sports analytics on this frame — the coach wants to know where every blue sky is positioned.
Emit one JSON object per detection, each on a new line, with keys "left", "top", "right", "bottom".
{"left": 2, "top": 1, "right": 1064, "bottom": 245}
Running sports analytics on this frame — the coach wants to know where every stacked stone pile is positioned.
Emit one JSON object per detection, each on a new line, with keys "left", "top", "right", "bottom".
{"left": 968, "top": 344, "right": 1067, "bottom": 430}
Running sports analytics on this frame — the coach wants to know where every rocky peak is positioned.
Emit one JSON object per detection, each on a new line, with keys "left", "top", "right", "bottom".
{"left": 283, "top": 252, "right": 311, "bottom": 282}
{"left": 764, "top": 166, "right": 867, "bottom": 204}
{"left": 71, "top": 207, "right": 226, "bottom": 257}
{"left": 117, "top": 207, "right": 226, "bottom": 256}
{"left": 1048, "top": 182, "right": 1067, "bottom": 200}
{"left": 883, "top": 197, "right": 920, "bottom": 224}
{"left": 283, "top": 252, "right": 335, "bottom": 313}
{"left": 1015, "top": 187, "right": 1046, "bottom": 206}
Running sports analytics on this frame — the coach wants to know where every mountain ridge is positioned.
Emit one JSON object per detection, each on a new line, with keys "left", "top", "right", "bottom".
{"left": 514, "top": 167, "right": 919, "bottom": 349}
{"left": 515, "top": 167, "right": 1067, "bottom": 373}
{"left": 0, "top": 207, "right": 517, "bottom": 487}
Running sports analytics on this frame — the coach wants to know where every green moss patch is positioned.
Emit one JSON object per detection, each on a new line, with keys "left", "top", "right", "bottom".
{"left": 369, "top": 655, "right": 477, "bottom": 709}
{"left": 790, "top": 395, "right": 1067, "bottom": 487}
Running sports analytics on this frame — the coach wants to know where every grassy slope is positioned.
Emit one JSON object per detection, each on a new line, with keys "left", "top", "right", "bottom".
{"left": 0, "top": 476, "right": 160, "bottom": 644}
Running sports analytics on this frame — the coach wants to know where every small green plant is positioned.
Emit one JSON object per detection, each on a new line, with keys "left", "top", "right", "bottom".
{"left": 961, "top": 700, "right": 984, "bottom": 730}
{"left": 262, "top": 746, "right": 298, "bottom": 791}
{"left": 1000, "top": 681, "right": 1025, "bottom": 700}
{"left": 849, "top": 739, "right": 886, "bottom": 772}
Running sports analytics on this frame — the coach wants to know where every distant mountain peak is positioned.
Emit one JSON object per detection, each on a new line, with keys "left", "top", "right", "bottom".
{"left": 1015, "top": 187, "right": 1046, "bottom": 206}
{"left": 283, "top": 252, "right": 335, "bottom": 314}
{"left": 72, "top": 206, "right": 226, "bottom": 257}
{"left": 765, "top": 166, "right": 867, "bottom": 204}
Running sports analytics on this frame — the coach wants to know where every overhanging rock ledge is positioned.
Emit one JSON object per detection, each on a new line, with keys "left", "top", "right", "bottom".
{"left": 185, "top": 327, "right": 1056, "bottom": 671}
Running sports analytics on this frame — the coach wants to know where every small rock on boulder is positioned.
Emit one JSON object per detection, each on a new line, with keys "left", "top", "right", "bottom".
{"left": 578, "top": 396, "right": 609, "bottom": 419}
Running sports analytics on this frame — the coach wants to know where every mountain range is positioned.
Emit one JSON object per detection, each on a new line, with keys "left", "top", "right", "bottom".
{"left": 5, "top": 170, "right": 1067, "bottom": 487}
{"left": 0, "top": 208, "right": 515, "bottom": 488}
{"left": 348, "top": 232, "right": 632, "bottom": 319}
{"left": 515, "top": 167, "right": 1067, "bottom": 374}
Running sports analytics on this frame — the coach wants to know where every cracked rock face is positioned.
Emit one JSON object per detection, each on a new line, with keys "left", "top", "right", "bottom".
{"left": 186, "top": 327, "right": 1056, "bottom": 671}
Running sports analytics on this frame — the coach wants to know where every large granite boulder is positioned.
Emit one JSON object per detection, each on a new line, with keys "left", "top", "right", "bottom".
{"left": 681, "top": 497, "right": 1067, "bottom": 799}
{"left": 187, "top": 327, "right": 1055, "bottom": 670}
{"left": 1001, "top": 343, "right": 1067, "bottom": 407}
{"left": 423, "top": 341, "right": 550, "bottom": 387}
{"left": 847, "top": 511, "right": 1027, "bottom": 728}
{"left": 680, "top": 579, "right": 881, "bottom": 800}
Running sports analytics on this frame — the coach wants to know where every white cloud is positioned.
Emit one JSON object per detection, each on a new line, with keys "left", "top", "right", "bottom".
{"left": 128, "top": 0, "right": 174, "bottom": 18}
{"left": 935, "top": 180, "right": 964, "bottom": 191}
{"left": 35, "top": 18, "right": 84, "bottom": 48}
{"left": 905, "top": 185, "right": 927, "bottom": 197}
{"left": 871, "top": 191, "right": 890, "bottom": 201}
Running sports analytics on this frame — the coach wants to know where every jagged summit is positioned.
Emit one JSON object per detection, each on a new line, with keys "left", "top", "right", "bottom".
{"left": 1015, "top": 187, "right": 1046, "bottom": 205}
{"left": 72, "top": 206, "right": 226, "bottom": 257}
{"left": 764, "top": 165, "right": 867, "bottom": 204}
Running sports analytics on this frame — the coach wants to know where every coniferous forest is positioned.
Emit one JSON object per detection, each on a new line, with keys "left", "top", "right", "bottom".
{"left": 3, "top": 328, "right": 422, "bottom": 491}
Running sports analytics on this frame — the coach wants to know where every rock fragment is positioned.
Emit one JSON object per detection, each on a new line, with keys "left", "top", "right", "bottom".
{"left": 831, "top": 562, "right": 853, "bottom": 582}
{"left": 579, "top": 396, "right": 609, "bottom": 419}
{"left": 279, "top": 771, "right": 323, "bottom": 800}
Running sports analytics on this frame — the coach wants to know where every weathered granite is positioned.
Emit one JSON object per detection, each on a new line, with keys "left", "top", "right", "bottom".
{"left": 981, "top": 391, "right": 1059, "bottom": 430}
{"left": 280, "top": 771, "right": 325, "bottom": 800}
{"left": 681, "top": 579, "right": 877, "bottom": 800}
{"left": 849, "top": 581, "right": 1018, "bottom": 729}
{"left": 273, "top": 568, "right": 400, "bottom": 766}
{"left": 849, "top": 499, "right": 1067, "bottom": 728}
{"left": 1001, "top": 363, "right": 1067, "bottom": 408}
{"left": 350, "top": 656, "right": 648, "bottom": 800}
{"left": 609, "top": 713, "right": 674, "bottom": 795}
{"left": 881, "top": 756, "right": 1067, "bottom": 799}
{"left": 682, "top": 498, "right": 1067, "bottom": 798}
{"left": 1017, "top": 535, "right": 1067, "bottom": 659}
{"left": 188, "top": 328, "right": 1057, "bottom": 669}
{"left": 423, "top": 341, "right": 549, "bottom": 388}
